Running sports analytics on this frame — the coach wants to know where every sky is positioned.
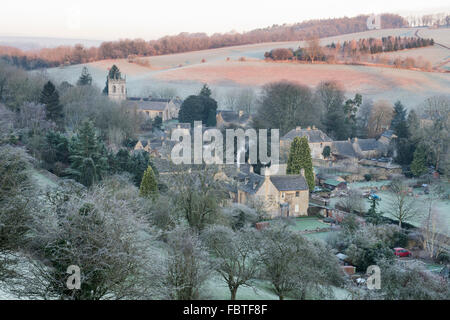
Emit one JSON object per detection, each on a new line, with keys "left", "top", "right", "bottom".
{"left": 0, "top": 0, "right": 449, "bottom": 41}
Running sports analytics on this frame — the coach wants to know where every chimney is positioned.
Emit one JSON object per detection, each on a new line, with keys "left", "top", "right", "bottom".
{"left": 300, "top": 168, "right": 305, "bottom": 177}
{"left": 238, "top": 110, "right": 244, "bottom": 117}
{"left": 296, "top": 126, "right": 301, "bottom": 131}
{"left": 307, "top": 126, "right": 311, "bottom": 131}
{"left": 312, "top": 125, "right": 316, "bottom": 130}
{"left": 244, "top": 177, "right": 249, "bottom": 184}
{"left": 249, "top": 165, "right": 254, "bottom": 173}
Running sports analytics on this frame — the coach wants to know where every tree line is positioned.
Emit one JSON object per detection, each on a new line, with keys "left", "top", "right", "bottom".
{"left": 264, "top": 36, "right": 434, "bottom": 63}
{"left": 0, "top": 14, "right": 407, "bottom": 70}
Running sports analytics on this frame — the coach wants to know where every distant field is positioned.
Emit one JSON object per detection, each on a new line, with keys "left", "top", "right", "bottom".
{"left": 46, "top": 27, "right": 450, "bottom": 108}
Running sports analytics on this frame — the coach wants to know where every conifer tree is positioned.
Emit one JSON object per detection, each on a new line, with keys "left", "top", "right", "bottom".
{"left": 411, "top": 145, "right": 427, "bottom": 177}
{"left": 199, "top": 84, "right": 212, "bottom": 97}
{"left": 286, "top": 136, "right": 315, "bottom": 192}
{"left": 39, "top": 81, "right": 63, "bottom": 127}
{"left": 66, "top": 120, "right": 108, "bottom": 187}
{"left": 77, "top": 67, "right": 93, "bottom": 86}
{"left": 366, "top": 197, "right": 383, "bottom": 225}
{"left": 139, "top": 165, "right": 158, "bottom": 199}
{"left": 391, "top": 101, "right": 408, "bottom": 138}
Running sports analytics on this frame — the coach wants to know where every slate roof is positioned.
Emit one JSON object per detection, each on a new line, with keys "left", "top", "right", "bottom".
{"left": 128, "top": 97, "right": 180, "bottom": 111}
{"left": 269, "top": 175, "right": 308, "bottom": 191}
{"left": 355, "top": 138, "right": 380, "bottom": 151}
{"left": 281, "top": 128, "right": 332, "bottom": 143}
{"left": 331, "top": 141, "right": 358, "bottom": 158}
{"left": 237, "top": 173, "right": 265, "bottom": 194}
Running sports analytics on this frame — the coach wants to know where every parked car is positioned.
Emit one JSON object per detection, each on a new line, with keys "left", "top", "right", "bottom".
{"left": 394, "top": 247, "right": 412, "bottom": 257}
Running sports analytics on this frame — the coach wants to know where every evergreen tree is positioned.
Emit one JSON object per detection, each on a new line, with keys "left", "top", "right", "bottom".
{"left": 391, "top": 101, "right": 408, "bottom": 138}
{"left": 153, "top": 116, "right": 162, "bottom": 131}
{"left": 411, "top": 145, "right": 428, "bottom": 177}
{"left": 66, "top": 120, "right": 108, "bottom": 187}
{"left": 39, "top": 81, "right": 63, "bottom": 127}
{"left": 178, "top": 95, "right": 217, "bottom": 127}
{"left": 286, "top": 136, "right": 315, "bottom": 192}
{"left": 396, "top": 109, "right": 421, "bottom": 166}
{"left": 77, "top": 67, "right": 92, "bottom": 86}
{"left": 199, "top": 84, "right": 212, "bottom": 97}
{"left": 42, "top": 130, "right": 70, "bottom": 174}
{"left": 365, "top": 197, "right": 383, "bottom": 225}
{"left": 139, "top": 165, "right": 158, "bottom": 199}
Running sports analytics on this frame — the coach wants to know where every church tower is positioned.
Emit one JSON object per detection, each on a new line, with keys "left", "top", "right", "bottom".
{"left": 107, "top": 70, "right": 127, "bottom": 101}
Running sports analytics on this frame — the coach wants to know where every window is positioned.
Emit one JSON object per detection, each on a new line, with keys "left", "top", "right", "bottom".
{"left": 296, "top": 191, "right": 299, "bottom": 197}
{"left": 281, "top": 192, "right": 285, "bottom": 198}
{"left": 295, "top": 204, "right": 299, "bottom": 212}
{"left": 112, "top": 85, "right": 116, "bottom": 93}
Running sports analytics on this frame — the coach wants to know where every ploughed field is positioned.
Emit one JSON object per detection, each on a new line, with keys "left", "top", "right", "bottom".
{"left": 47, "top": 27, "right": 450, "bottom": 108}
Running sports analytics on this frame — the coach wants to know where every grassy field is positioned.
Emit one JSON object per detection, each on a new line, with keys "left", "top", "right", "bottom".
{"left": 286, "top": 217, "right": 330, "bottom": 232}
{"left": 46, "top": 27, "right": 450, "bottom": 109}
{"left": 330, "top": 180, "right": 450, "bottom": 234}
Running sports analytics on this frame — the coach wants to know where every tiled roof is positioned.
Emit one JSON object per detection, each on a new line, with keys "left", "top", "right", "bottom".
{"left": 281, "top": 128, "right": 332, "bottom": 143}
{"left": 269, "top": 175, "right": 308, "bottom": 191}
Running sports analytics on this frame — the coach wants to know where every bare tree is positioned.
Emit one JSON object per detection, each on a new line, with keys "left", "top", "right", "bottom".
{"left": 337, "top": 189, "right": 365, "bottom": 214}
{"left": 164, "top": 225, "right": 211, "bottom": 300}
{"left": 305, "top": 37, "right": 323, "bottom": 63}
{"left": 167, "top": 166, "right": 228, "bottom": 231}
{"left": 386, "top": 179, "right": 420, "bottom": 228}
{"left": 421, "top": 184, "right": 448, "bottom": 260}
{"left": 257, "top": 222, "right": 343, "bottom": 300}
{"left": 419, "top": 96, "right": 449, "bottom": 172}
{"left": 202, "top": 225, "right": 259, "bottom": 300}
{"left": 368, "top": 100, "right": 394, "bottom": 138}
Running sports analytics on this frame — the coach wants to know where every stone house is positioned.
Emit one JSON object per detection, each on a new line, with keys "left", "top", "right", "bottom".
{"left": 331, "top": 136, "right": 389, "bottom": 161}
{"left": 351, "top": 137, "right": 382, "bottom": 159}
{"left": 236, "top": 170, "right": 309, "bottom": 218}
{"left": 280, "top": 126, "right": 333, "bottom": 160}
{"left": 331, "top": 140, "right": 359, "bottom": 162}
{"left": 128, "top": 97, "right": 180, "bottom": 121}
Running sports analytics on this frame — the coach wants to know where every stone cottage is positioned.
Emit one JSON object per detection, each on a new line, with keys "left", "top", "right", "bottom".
{"left": 236, "top": 170, "right": 309, "bottom": 218}
{"left": 280, "top": 126, "right": 333, "bottom": 160}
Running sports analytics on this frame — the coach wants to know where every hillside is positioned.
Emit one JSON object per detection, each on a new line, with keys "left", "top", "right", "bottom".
{"left": 46, "top": 27, "right": 450, "bottom": 108}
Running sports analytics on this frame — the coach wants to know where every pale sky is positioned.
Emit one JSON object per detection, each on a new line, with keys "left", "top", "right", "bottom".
{"left": 0, "top": 0, "right": 449, "bottom": 41}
